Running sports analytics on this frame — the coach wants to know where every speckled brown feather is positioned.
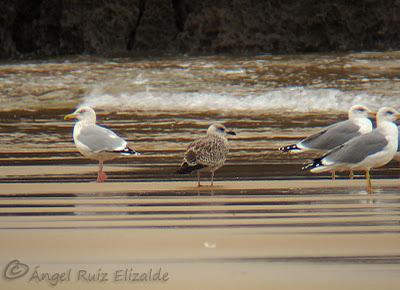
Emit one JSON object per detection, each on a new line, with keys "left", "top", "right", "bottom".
{"left": 176, "top": 135, "right": 229, "bottom": 174}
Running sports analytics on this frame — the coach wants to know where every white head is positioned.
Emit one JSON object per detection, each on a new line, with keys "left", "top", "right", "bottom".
{"left": 348, "top": 105, "right": 372, "bottom": 119}
{"left": 376, "top": 107, "right": 400, "bottom": 124}
{"left": 207, "top": 123, "right": 236, "bottom": 138}
{"left": 64, "top": 106, "right": 97, "bottom": 124}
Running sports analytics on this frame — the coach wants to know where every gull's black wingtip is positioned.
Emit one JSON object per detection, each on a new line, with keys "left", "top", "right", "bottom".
{"left": 302, "top": 158, "right": 323, "bottom": 171}
{"left": 115, "top": 146, "right": 140, "bottom": 156}
{"left": 279, "top": 144, "right": 300, "bottom": 152}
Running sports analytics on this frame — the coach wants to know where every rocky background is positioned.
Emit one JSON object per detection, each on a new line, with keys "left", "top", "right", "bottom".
{"left": 1, "top": 0, "right": 400, "bottom": 58}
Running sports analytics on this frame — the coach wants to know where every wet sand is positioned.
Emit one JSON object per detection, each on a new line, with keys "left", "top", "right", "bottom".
{"left": 1, "top": 229, "right": 400, "bottom": 290}
{"left": 1, "top": 175, "right": 400, "bottom": 289}
{"left": 0, "top": 177, "right": 399, "bottom": 195}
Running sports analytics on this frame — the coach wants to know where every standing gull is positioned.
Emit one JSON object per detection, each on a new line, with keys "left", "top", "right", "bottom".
{"left": 64, "top": 106, "right": 139, "bottom": 182}
{"left": 280, "top": 105, "right": 374, "bottom": 179}
{"left": 303, "top": 107, "right": 399, "bottom": 193}
{"left": 176, "top": 123, "right": 236, "bottom": 187}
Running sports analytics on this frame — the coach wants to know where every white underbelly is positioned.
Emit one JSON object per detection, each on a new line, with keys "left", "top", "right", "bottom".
{"left": 76, "top": 142, "right": 118, "bottom": 162}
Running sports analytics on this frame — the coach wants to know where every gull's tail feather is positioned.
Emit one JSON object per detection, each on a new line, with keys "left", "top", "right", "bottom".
{"left": 115, "top": 146, "right": 140, "bottom": 156}
{"left": 279, "top": 144, "right": 300, "bottom": 152}
{"left": 176, "top": 162, "right": 205, "bottom": 174}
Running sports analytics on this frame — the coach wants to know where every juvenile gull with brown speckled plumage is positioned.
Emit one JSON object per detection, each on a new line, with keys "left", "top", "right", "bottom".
{"left": 176, "top": 123, "right": 236, "bottom": 187}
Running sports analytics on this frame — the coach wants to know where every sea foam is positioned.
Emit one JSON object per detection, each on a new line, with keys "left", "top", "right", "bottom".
{"left": 82, "top": 87, "right": 397, "bottom": 114}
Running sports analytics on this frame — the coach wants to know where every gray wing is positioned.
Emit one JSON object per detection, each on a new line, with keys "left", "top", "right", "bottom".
{"left": 300, "top": 120, "right": 361, "bottom": 150}
{"left": 323, "top": 130, "right": 388, "bottom": 164}
{"left": 76, "top": 125, "right": 127, "bottom": 152}
{"left": 184, "top": 137, "right": 228, "bottom": 166}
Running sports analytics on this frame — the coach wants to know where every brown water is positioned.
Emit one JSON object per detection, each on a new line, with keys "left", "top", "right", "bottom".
{"left": 1, "top": 51, "right": 400, "bottom": 181}
{"left": 1, "top": 52, "right": 400, "bottom": 289}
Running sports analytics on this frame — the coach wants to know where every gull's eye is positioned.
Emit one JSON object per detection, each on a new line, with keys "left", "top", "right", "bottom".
{"left": 358, "top": 108, "right": 365, "bottom": 112}
{"left": 79, "top": 109, "right": 87, "bottom": 113}
{"left": 218, "top": 127, "right": 225, "bottom": 132}
{"left": 386, "top": 111, "right": 394, "bottom": 116}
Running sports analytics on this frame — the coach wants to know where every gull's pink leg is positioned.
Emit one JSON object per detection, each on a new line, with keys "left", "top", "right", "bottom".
{"left": 97, "top": 161, "right": 107, "bottom": 183}
{"left": 100, "top": 171, "right": 108, "bottom": 182}
{"left": 96, "top": 161, "right": 102, "bottom": 182}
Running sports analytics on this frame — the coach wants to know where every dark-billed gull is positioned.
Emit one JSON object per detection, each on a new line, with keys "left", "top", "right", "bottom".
{"left": 303, "top": 107, "right": 399, "bottom": 193}
{"left": 64, "top": 106, "right": 139, "bottom": 182}
{"left": 280, "top": 105, "right": 374, "bottom": 179}
{"left": 176, "top": 123, "right": 236, "bottom": 187}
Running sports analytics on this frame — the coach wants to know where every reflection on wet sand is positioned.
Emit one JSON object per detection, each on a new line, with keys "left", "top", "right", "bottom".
{"left": 1, "top": 182, "right": 400, "bottom": 290}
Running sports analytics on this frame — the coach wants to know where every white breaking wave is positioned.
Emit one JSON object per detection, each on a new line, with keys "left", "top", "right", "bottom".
{"left": 82, "top": 87, "right": 398, "bottom": 114}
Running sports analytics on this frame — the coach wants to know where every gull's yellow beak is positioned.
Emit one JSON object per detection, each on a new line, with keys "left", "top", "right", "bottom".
{"left": 64, "top": 113, "right": 77, "bottom": 121}
{"left": 368, "top": 111, "right": 377, "bottom": 118}
{"left": 395, "top": 113, "right": 400, "bottom": 120}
